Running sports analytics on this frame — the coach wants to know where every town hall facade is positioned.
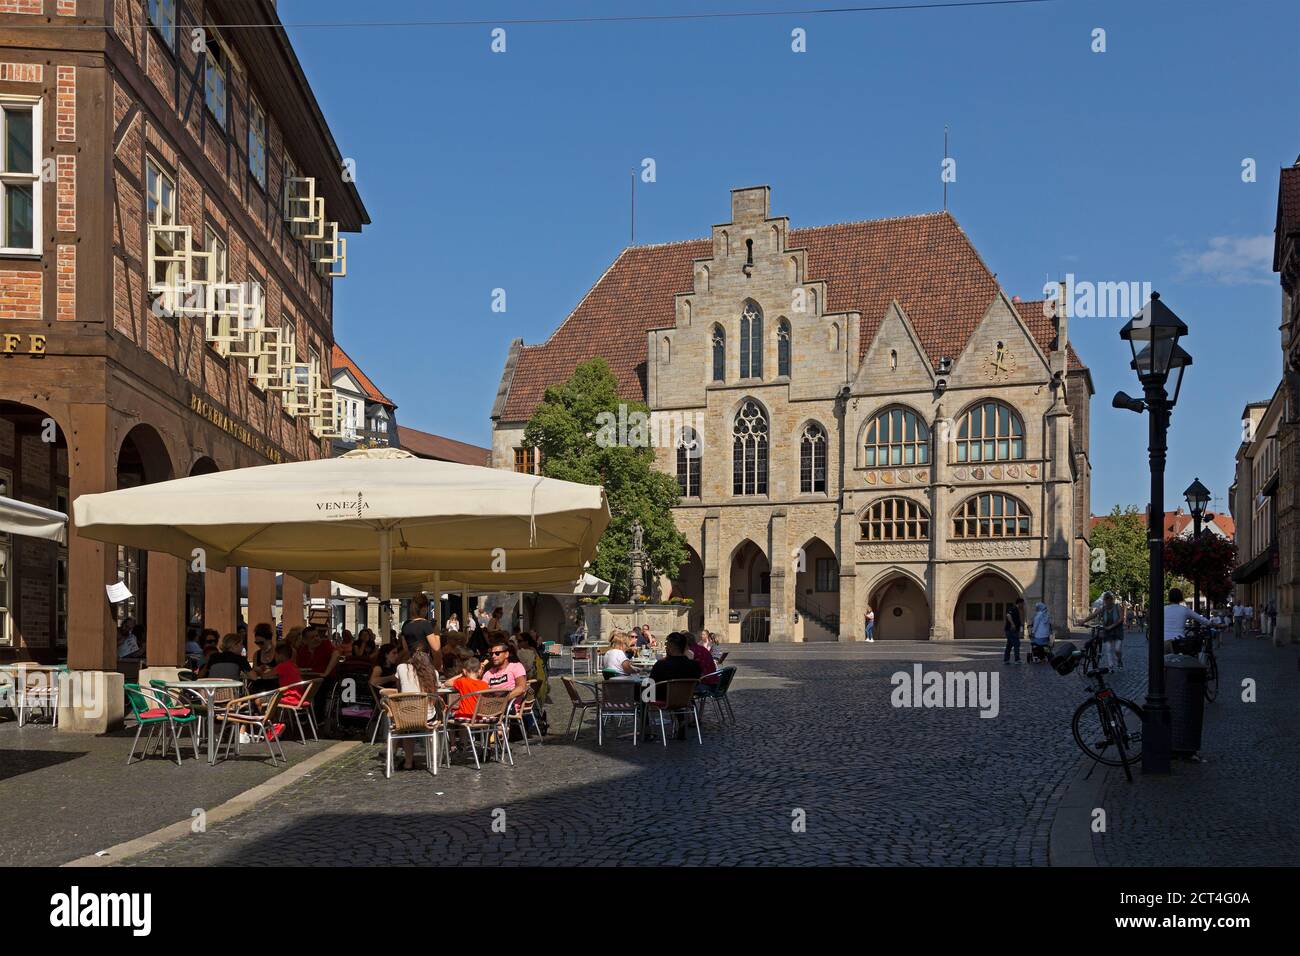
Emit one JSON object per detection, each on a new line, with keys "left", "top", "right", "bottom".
{"left": 491, "top": 187, "right": 1093, "bottom": 642}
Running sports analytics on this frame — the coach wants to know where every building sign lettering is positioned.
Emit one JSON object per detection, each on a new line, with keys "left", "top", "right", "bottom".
{"left": 1, "top": 332, "right": 46, "bottom": 355}
{"left": 188, "top": 394, "right": 286, "bottom": 464}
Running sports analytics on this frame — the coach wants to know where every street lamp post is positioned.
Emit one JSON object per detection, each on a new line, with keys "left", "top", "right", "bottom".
{"left": 1183, "top": 477, "right": 1212, "bottom": 614}
{"left": 1112, "top": 292, "right": 1192, "bottom": 775}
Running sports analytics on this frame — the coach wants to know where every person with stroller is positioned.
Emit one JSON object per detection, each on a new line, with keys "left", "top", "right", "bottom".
{"left": 1028, "top": 601, "right": 1053, "bottom": 662}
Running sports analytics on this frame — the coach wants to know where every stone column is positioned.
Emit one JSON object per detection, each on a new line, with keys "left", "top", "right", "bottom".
{"left": 768, "top": 509, "right": 790, "bottom": 641}
{"left": 204, "top": 567, "right": 238, "bottom": 636}
{"left": 61, "top": 403, "right": 123, "bottom": 732}
{"left": 281, "top": 575, "right": 306, "bottom": 630}
{"left": 702, "top": 509, "right": 724, "bottom": 637}
{"left": 837, "top": 508, "right": 859, "bottom": 641}
{"left": 145, "top": 552, "right": 185, "bottom": 666}
{"left": 344, "top": 597, "right": 358, "bottom": 634}
{"left": 246, "top": 568, "right": 275, "bottom": 643}
{"left": 930, "top": 408, "right": 954, "bottom": 640}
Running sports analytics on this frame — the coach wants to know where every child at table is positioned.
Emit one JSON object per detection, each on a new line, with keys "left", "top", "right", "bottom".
{"left": 450, "top": 656, "right": 488, "bottom": 720}
{"left": 274, "top": 643, "right": 305, "bottom": 706}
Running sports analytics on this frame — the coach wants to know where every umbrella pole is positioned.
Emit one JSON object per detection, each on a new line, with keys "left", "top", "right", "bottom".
{"left": 432, "top": 571, "right": 441, "bottom": 630}
{"left": 379, "top": 528, "right": 392, "bottom": 643}
{"left": 461, "top": 586, "right": 469, "bottom": 632}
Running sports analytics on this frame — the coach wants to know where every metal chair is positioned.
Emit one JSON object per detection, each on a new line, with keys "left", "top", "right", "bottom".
{"left": 278, "top": 678, "right": 322, "bottom": 743}
{"left": 560, "top": 676, "right": 598, "bottom": 740}
{"left": 695, "top": 666, "right": 737, "bottom": 723}
{"left": 214, "top": 687, "right": 288, "bottom": 766}
{"left": 124, "top": 683, "right": 200, "bottom": 765}
{"left": 506, "top": 679, "right": 542, "bottom": 754}
{"left": 569, "top": 646, "right": 593, "bottom": 677}
{"left": 647, "top": 679, "right": 701, "bottom": 745}
{"left": 596, "top": 679, "right": 640, "bottom": 746}
{"left": 16, "top": 667, "right": 60, "bottom": 728}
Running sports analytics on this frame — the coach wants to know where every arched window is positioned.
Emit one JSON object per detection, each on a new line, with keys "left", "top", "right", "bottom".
{"left": 955, "top": 401, "right": 1025, "bottom": 462}
{"left": 711, "top": 325, "right": 725, "bottom": 382}
{"left": 732, "top": 400, "right": 769, "bottom": 496}
{"left": 799, "top": 422, "right": 827, "bottom": 493}
{"left": 863, "top": 406, "right": 930, "bottom": 467}
{"left": 860, "top": 497, "right": 930, "bottom": 541}
{"left": 777, "top": 319, "right": 791, "bottom": 377}
{"left": 739, "top": 300, "right": 763, "bottom": 379}
{"left": 676, "top": 427, "right": 701, "bottom": 498}
{"left": 952, "top": 493, "right": 1032, "bottom": 538}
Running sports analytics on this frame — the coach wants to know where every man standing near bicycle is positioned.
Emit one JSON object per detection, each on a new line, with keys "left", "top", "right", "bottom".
{"left": 1163, "top": 587, "right": 1212, "bottom": 653}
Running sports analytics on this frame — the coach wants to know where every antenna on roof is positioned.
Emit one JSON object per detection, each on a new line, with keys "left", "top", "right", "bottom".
{"left": 943, "top": 125, "right": 949, "bottom": 211}
{"left": 630, "top": 169, "right": 636, "bottom": 246}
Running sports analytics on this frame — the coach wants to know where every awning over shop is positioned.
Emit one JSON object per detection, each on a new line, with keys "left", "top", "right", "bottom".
{"left": 0, "top": 494, "right": 67, "bottom": 544}
{"left": 1232, "top": 545, "right": 1276, "bottom": 584}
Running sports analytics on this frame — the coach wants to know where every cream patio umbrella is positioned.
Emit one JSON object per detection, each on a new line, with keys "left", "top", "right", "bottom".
{"left": 72, "top": 448, "right": 609, "bottom": 632}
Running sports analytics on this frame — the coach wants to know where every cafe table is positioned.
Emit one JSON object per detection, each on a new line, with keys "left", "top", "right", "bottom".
{"left": 164, "top": 678, "right": 242, "bottom": 765}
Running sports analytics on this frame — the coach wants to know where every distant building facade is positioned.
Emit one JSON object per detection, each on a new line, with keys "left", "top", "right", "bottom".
{"left": 329, "top": 344, "right": 396, "bottom": 454}
{"left": 490, "top": 186, "right": 1093, "bottom": 642}
{"left": 1231, "top": 389, "right": 1282, "bottom": 623}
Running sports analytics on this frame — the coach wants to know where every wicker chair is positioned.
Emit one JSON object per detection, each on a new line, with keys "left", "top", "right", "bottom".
{"left": 214, "top": 687, "right": 288, "bottom": 766}
{"left": 596, "top": 679, "right": 640, "bottom": 746}
{"left": 560, "top": 676, "right": 598, "bottom": 741}
{"left": 647, "top": 678, "right": 701, "bottom": 745}
{"left": 381, "top": 692, "right": 447, "bottom": 777}
{"left": 453, "top": 690, "right": 513, "bottom": 769}
{"left": 278, "top": 678, "right": 323, "bottom": 743}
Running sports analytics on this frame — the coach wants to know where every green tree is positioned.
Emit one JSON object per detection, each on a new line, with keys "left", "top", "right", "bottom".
{"left": 1089, "top": 505, "right": 1149, "bottom": 606}
{"left": 523, "top": 359, "right": 688, "bottom": 601}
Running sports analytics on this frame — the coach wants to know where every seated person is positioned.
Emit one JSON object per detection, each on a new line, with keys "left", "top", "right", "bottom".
{"left": 647, "top": 633, "right": 702, "bottom": 703}
{"left": 201, "top": 632, "right": 254, "bottom": 680}
{"left": 248, "top": 622, "right": 281, "bottom": 692}
{"left": 602, "top": 632, "right": 635, "bottom": 678}
{"left": 450, "top": 655, "right": 489, "bottom": 720}
{"left": 369, "top": 643, "right": 401, "bottom": 701}
{"left": 273, "top": 643, "right": 305, "bottom": 706}
{"left": 351, "top": 628, "right": 379, "bottom": 663}
{"left": 684, "top": 631, "right": 719, "bottom": 685}
{"left": 184, "top": 628, "right": 204, "bottom": 661}
{"left": 482, "top": 640, "right": 529, "bottom": 713}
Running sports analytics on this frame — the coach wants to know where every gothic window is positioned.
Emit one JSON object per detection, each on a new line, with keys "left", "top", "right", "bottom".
{"left": 863, "top": 406, "right": 930, "bottom": 467}
{"left": 739, "top": 300, "right": 763, "bottom": 379}
{"left": 711, "top": 325, "right": 725, "bottom": 382}
{"left": 860, "top": 497, "right": 931, "bottom": 541}
{"left": 952, "top": 493, "right": 1032, "bottom": 538}
{"left": 777, "top": 319, "right": 791, "bottom": 377}
{"left": 955, "top": 401, "right": 1025, "bottom": 462}
{"left": 799, "top": 422, "right": 827, "bottom": 494}
{"left": 732, "top": 400, "right": 769, "bottom": 496}
{"left": 676, "top": 426, "right": 701, "bottom": 498}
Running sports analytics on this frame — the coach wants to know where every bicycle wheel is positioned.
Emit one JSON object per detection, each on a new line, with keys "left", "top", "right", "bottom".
{"left": 1072, "top": 697, "right": 1143, "bottom": 768}
{"left": 1201, "top": 651, "right": 1219, "bottom": 702}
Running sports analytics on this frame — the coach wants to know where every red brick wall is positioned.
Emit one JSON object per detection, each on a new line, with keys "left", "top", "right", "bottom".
{"left": 0, "top": 272, "right": 43, "bottom": 320}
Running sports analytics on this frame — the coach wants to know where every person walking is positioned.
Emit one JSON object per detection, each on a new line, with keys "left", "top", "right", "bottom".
{"left": 864, "top": 607, "right": 876, "bottom": 643}
{"left": 1267, "top": 600, "right": 1277, "bottom": 637}
{"left": 1245, "top": 604, "right": 1255, "bottom": 636}
{"left": 1233, "top": 601, "right": 1244, "bottom": 639}
{"left": 1002, "top": 597, "right": 1025, "bottom": 663}
{"left": 1028, "top": 601, "right": 1053, "bottom": 662}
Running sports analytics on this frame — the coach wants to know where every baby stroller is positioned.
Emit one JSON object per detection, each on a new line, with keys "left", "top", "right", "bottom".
{"left": 323, "top": 661, "right": 380, "bottom": 738}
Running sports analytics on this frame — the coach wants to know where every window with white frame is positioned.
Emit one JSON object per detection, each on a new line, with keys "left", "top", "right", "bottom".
{"left": 146, "top": 157, "right": 179, "bottom": 292}
{"left": 204, "top": 39, "right": 229, "bottom": 129}
{"left": 147, "top": 0, "right": 177, "bottom": 50}
{"left": 248, "top": 96, "right": 267, "bottom": 187}
{"left": 1, "top": 98, "right": 41, "bottom": 255}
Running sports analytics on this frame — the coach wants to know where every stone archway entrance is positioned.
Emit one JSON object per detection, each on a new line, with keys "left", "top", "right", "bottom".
{"left": 869, "top": 574, "right": 931, "bottom": 640}
{"left": 741, "top": 607, "right": 770, "bottom": 643}
{"left": 671, "top": 545, "right": 704, "bottom": 633}
{"left": 954, "top": 571, "right": 1021, "bottom": 639}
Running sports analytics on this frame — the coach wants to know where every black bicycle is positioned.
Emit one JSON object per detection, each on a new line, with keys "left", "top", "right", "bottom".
{"left": 1174, "top": 621, "right": 1220, "bottom": 703}
{"left": 1053, "top": 631, "right": 1144, "bottom": 782}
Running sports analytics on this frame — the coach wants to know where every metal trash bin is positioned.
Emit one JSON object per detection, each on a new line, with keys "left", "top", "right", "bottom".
{"left": 1165, "top": 654, "right": 1207, "bottom": 754}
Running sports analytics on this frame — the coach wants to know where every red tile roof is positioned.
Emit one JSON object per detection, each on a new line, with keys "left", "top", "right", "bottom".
{"left": 1091, "top": 509, "right": 1235, "bottom": 541}
{"left": 331, "top": 344, "right": 395, "bottom": 408}
{"left": 1013, "top": 300, "right": 1087, "bottom": 373}
{"left": 397, "top": 426, "right": 491, "bottom": 467}
{"left": 499, "top": 211, "right": 1085, "bottom": 421}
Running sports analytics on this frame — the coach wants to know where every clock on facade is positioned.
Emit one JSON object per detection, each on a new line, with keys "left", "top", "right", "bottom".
{"left": 985, "top": 341, "right": 1015, "bottom": 380}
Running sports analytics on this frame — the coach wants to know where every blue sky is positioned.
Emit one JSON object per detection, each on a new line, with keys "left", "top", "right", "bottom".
{"left": 284, "top": 0, "right": 1298, "bottom": 516}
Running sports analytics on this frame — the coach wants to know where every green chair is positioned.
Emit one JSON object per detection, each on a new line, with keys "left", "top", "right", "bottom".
{"left": 125, "top": 682, "right": 200, "bottom": 766}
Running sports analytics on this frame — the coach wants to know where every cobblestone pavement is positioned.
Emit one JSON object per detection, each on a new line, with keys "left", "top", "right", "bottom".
{"left": 0, "top": 715, "right": 335, "bottom": 866}
{"left": 1091, "top": 632, "right": 1300, "bottom": 866}
{"left": 120, "top": 641, "right": 1100, "bottom": 867}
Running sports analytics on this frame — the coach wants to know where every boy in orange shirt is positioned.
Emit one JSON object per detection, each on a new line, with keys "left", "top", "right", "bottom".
{"left": 450, "top": 656, "right": 488, "bottom": 719}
